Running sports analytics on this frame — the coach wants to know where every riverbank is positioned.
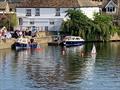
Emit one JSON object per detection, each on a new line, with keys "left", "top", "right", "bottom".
{"left": 0, "top": 33, "right": 120, "bottom": 49}
{"left": 0, "top": 36, "right": 52, "bottom": 50}
{"left": 0, "top": 38, "right": 15, "bottom": 49}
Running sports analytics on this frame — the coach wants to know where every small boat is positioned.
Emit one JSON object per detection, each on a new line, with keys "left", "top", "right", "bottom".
{"left": 91, "top": 44, "right": 96, "bottom": 54}
{"left": 12, "top": 37, "right": 38, "bottom": 50}
{"left": 61, "top": 36, "right": 85, "bottom": 46}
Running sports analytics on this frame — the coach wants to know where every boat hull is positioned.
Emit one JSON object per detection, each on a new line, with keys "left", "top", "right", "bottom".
{"left": 62, "top": 41, "right": 84, "bottom": 46}
{"left": 61, "top": 36, "right": 85, "bottom": 47}
{"left": 13, "top": 42, "right": 37, "bottom": 50}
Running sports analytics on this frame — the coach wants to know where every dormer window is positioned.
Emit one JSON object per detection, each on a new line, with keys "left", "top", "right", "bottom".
{"left": 35, "top": 8, "right": 40, "bottom": 16}
{"left": 26, "top": 9, "right": 31, "bottom": 16}
{"left": 107, "top": 6, "right": 115, "bottom": 12}
{"left": 55, "top": 8, "right": 60, "bottom": 16}
{"left": 105, "top": 0, "right": 117, "bottom": 14}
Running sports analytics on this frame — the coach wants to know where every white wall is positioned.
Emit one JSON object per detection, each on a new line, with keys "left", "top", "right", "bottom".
{"left": 80, "top": 7, "right": 100, "bottom": 19}
{"left": 16, "top": 8, "right": 68, "bottom": 18}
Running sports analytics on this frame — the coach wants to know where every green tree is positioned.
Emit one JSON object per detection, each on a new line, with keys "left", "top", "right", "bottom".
{"left": 9, "top": 13, "right": 18, "bottom": 28}
{"left": 0, "top": 13, "right": 18, "bottom": 30}
{"left": 93, "top": 13, "right": 117, "bottom": 41}
{"left": 61, "top": 9, "right": 118, "bottom": 41}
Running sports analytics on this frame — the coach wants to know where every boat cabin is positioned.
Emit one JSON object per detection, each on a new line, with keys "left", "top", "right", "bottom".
{"left": 17, "top": 38, "right": 29, "bottom": 44}
{"left": 63, "top": 36, "right": 84, "bottom": 41}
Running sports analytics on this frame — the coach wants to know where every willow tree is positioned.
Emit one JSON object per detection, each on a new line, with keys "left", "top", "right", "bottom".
{"left": 93, "top": 13, "right": 117, "bottom": 41}
{"left": 61, "top": 9, "right": 82, "bottom": 35}
{"left": 61, "top": 9, "right": 118, "bottom": 41}
{"left": 61, "top": 9, "right": 96, "bottom": 40}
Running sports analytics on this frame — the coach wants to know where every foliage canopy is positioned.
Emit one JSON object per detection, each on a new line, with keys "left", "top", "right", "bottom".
{"left": 0, "top": 13, "right": 17, "bottom": 30}
{"left": 61, "top": 9, "right": 118, "bottom": 41}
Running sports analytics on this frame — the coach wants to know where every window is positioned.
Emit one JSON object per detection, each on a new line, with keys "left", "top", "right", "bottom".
{"left": 107, "top": 6, "right": 115, "bottom": 13}
{"left": 19, "top": 18, "right": 23, "bottom": 25}
{"left": 50, "top": 21, "right": 54, "bottom": 25}
{"left": 26, "top": 9, "right": 31, "bottom": 16}
{"left": 50, "top": 20, "right": 54, "bottom": 25}
{"left": 35, "top": 8, "right": 40, "bottom": 16}
{"left": 30, "top": 21, "right": 34, "bottom": 25}
{"left": 45, "top": 26, "right": 48, "bottom": 31}
{"left": 55, "top": 8, "right": 60, "bottom": 16}
{"left": 32, "top": 26, "right": 36, "bottom": 32}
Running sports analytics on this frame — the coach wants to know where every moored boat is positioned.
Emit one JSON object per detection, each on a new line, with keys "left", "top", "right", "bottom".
{"left": 12, "top": 37, "right": 38, "bottom": 50}
{"left": 61, "top": 36, "right": 85, "bottom": 46}
{"left": 91, "top": 44, "right": 96, "bottom": 54}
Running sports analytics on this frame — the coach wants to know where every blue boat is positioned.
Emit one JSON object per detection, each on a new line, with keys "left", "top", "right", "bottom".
{"left": 12, "top": 37, "right": 38, "bottom": 50}
{"left": 61, "top": 36, "right": 85, "bottom": 46}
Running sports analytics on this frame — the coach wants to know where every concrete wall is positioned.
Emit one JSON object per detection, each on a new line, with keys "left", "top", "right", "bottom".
{"left": 35, "top": 36, "right": 52, "bottom": 44}
{"left": 0, "top": 32, "right": 120, "bottom": 50}
{"left": 0, "top": 39, "right": 15, "bottom": 49}
{"left": 0, "top": 37, "right": 51, "bottom": 50}
{"left": 110, "top": 33, "right": 120, "bottom": 41}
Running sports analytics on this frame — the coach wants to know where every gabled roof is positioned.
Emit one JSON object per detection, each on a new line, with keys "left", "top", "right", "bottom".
{"left": 0, "top": 2, "right": 8, "bottom": 9}
{"left": 105, "top": 0, "right": 118, "bottom": 8}
{"left": 16, "top": 0, "right": 99, "bottom": 8}
{"left": 102, "top": 0, "right": 118, "bottom": 8}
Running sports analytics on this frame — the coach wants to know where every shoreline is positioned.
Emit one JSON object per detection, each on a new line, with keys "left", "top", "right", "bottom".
{"left": 0, "top": 35, "right": 120, "bottom": 50}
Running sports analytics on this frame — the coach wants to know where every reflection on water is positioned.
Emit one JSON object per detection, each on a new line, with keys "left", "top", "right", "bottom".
{"left": 0, "top": 42, "right": 120, "bottom": 90}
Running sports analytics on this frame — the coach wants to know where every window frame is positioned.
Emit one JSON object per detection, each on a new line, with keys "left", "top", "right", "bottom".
{"left": 107, "top": 6, "right": 115, "bottom": 13}
{"left": 55, "top": 8, "right": 60, "bottom": 16}
{"left": 35, "top": 8, "right": 40, "bottom": 16}
{"left": 26, "top": 9, "right": 31, "bottom": 16}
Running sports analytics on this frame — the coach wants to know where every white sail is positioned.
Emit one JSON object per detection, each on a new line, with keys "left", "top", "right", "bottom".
{"left": 91, "top": 44, "right": 96, "bottom": 54}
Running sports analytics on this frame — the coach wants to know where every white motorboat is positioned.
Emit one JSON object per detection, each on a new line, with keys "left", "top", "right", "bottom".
{"left": 12, "top": 37, "right": 38, "bottom": 50}
{"left": 61, "top": 36, "right": 85, "bottom": 46}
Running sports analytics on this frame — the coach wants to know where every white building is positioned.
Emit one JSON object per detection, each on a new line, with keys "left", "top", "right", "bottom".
{"left": 16, "top": 0, "right": 100, "bottom": 32}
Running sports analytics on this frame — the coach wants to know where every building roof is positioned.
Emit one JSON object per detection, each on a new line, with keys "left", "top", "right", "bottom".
{"left": 9, "top": 2, "right": 20, "bottom": 9}
{"left": 16, "top": 0, "right": 99, "bottom": 8}
{"left": 17, "top": 0, "right": 79, "bottom": 8}
{"left": 78, "top": 0, "right": 99, "bottom": 7}
{"left": 105, "top": 0, "right": 118, "bottom": 8}
{"left": 102, "top": 0, "right": 118, "bottom": 8}
{"left": 0, "top": 2, "right": 8, "bottom": 9}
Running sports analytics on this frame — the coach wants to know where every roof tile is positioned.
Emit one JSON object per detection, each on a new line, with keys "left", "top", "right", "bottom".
{"left": 17, "top": 0, "right": 80, "bottom": 8}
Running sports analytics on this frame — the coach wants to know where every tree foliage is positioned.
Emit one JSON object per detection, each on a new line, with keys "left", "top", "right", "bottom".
{"left": 61, "top": 9, "right": 118, "bottom": 41}
{"left": 0, "top": 13, "right": 18, "bottom": 30}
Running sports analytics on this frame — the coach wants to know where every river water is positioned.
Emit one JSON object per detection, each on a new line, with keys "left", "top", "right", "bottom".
{"left": 0, "top": 42, "right": 120, "bottom": 90}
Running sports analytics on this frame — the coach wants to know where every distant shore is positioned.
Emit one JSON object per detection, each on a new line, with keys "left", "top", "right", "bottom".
{"left": 0, "top": 33, "right": 120, "bottom": 49}
{"left": 0, "top": 36, "right": 52, "bottom": 50}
